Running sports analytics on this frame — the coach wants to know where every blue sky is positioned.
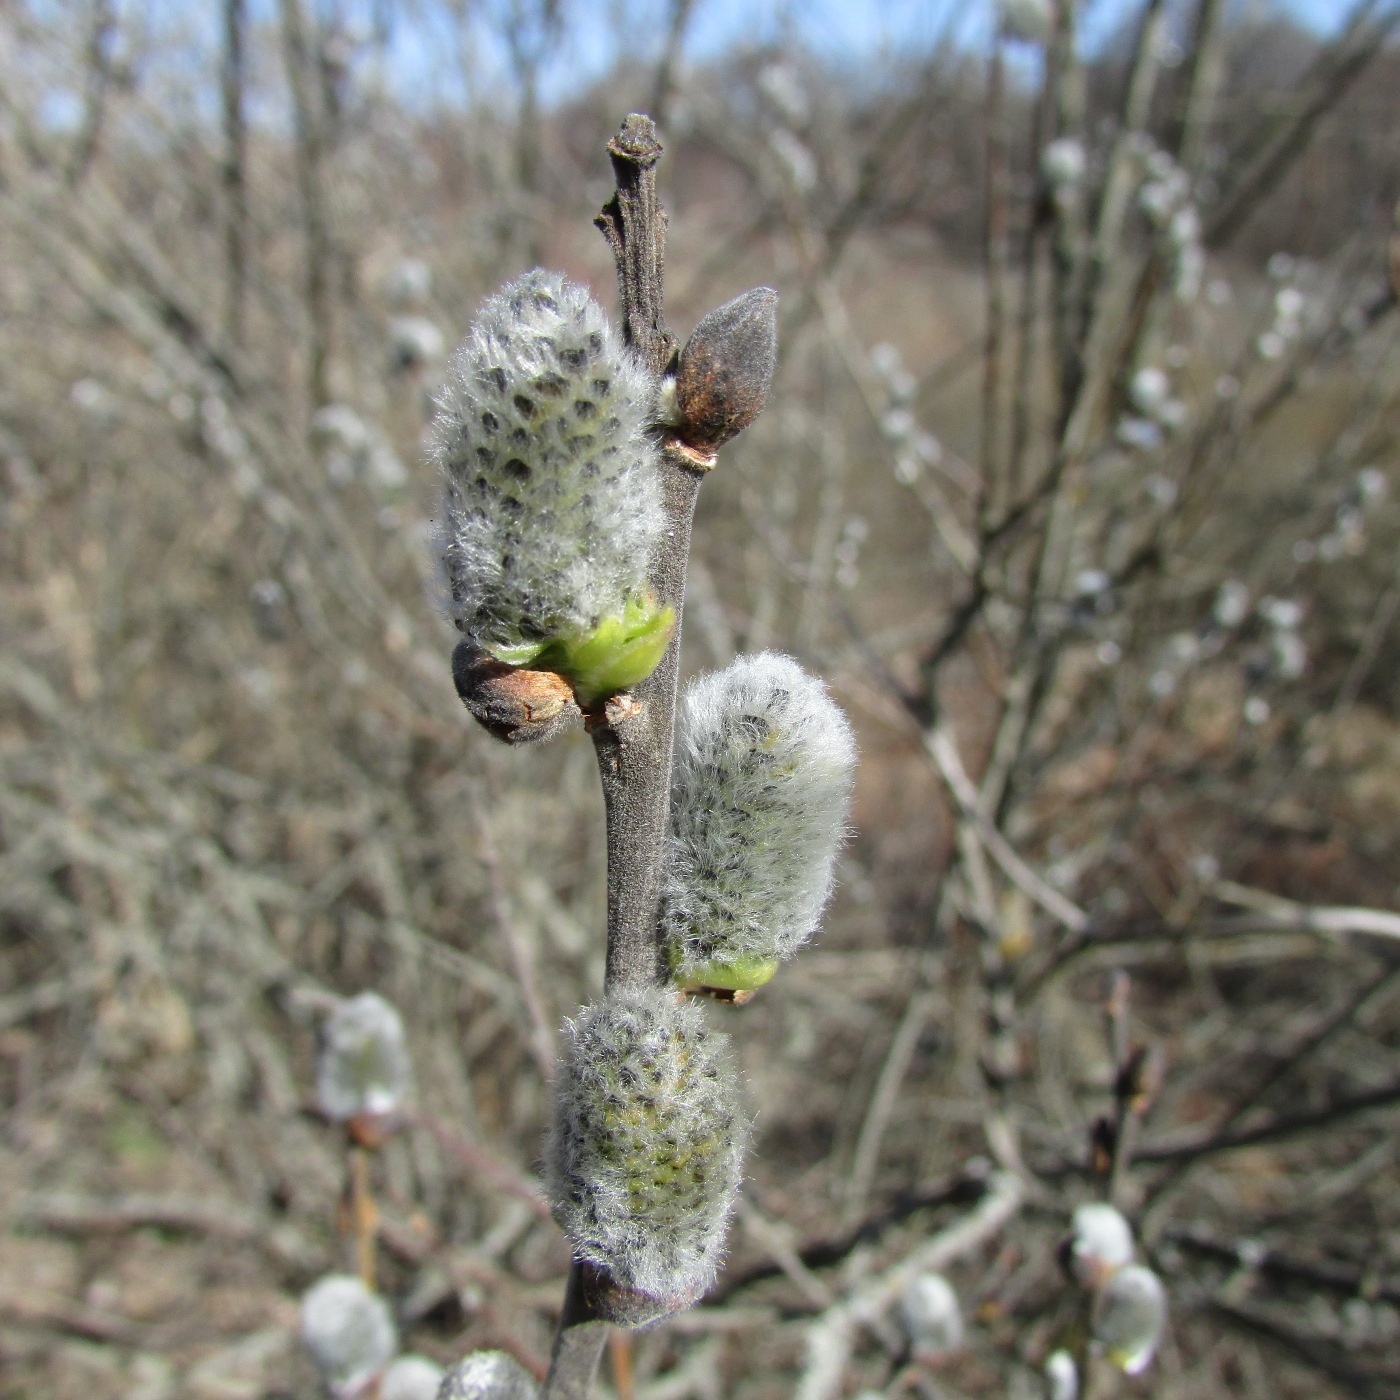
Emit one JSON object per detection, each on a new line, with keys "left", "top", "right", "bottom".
{"left": 30, "top": 0, "right": 1361, "bottom": 131}
{"left": 371, "top": 0, "right": 1357, "bottom": 110}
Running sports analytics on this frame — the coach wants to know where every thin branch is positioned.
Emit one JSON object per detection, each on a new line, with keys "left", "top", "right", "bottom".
{"left": 546, "top": 112, "right": 701, "bottom": 1397}
{"left": 792, "top": 1172, "right": 1024, "bottom": 1400}
{"left": 68, "top": 0, "right": 117, "bottom": 184}
{"left": 1211, "top": 881, "right": 1400, "bottom": 942}
{"left": 474, "top": 789, "right": 556, "bottom": 1082}
{"left": 842, "top": 990, "right": 939, "bottom": 1229}
{"left": 221, "top": 0, "right": 249, "bottom": 346}
{"left": 649, "top": 0, "right": 697, "bottom": 134}
{"left": 280, "top": 0, "right": 334, "bottom": 410}
{"left": 1205, "top": 1, "right": 1400, "bottom": 248}
{"left": 980, "top": 38, "right": 1011, "bottom": 519}
{"left": 709, "top": 1172, "right": 989, "bottom": 1304}
{"left": 1132, "top": 1076, "right": 1400, "bottom": 1166}
{"left": 925, "top": 725, "right": 1089, "bottom": 934}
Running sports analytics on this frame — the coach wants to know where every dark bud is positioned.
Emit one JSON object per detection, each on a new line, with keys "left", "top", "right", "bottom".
{"left": 1089, "top": 1115, "right": 1116, "bottom": 1177}
{"left": 1390, "top": 197, "right": 1400, "bottom": 299}
{"left": 578, "top": 1260, "right": 697, "bottom": 1330}
{"left": 452, "top": 642, "right": 581, "bottom": 745}
{"left": 345, "top": 1110, "right": 397, "bottom": 1150}
{"left": 674, "top": 287, "right": 778, "bottom": 455}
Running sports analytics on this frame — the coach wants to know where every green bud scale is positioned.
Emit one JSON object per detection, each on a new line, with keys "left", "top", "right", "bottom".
{"left": 546, "top": 988, "right": 746, "bottom": 1322}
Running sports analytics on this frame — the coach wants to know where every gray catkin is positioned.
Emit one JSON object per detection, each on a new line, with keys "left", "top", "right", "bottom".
{"left": 430, "top": 270, "right": 663, "bottom": 652}
{"left": 1093, "top": 1265, "right": 1168, "bottom": 1375}
{"left": 661, "top": 652, "right": 856, "bottom": 979}
{"left": 315, "top": 991, "right": 411, "bottom": 1122}
{"left": 380, "top": 1356, "right": 446, "bottom": 1400}
{"left": 545, "top": 988, "right": 746, "bottom": 1307}
{"left": 436, "top": 1351, "right": 539, "bottom": 1400}
{"left": 300, "top": 1274, "right": 397, "bottom": 1397}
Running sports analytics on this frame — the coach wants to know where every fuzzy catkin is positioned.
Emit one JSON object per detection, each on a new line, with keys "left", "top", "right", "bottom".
{"left": 546, "top": 988, "right": 746, "bottom": 1308}
{"left": 661, "top": 653, "right": 856, "bottom": 979}
{"left": 316, "top": 992, "right": 411, "bottom": 1122}
{"left": 430, "top": 270, "right": 663, "bottom": 653}
{"left": 436, "top": 1351, "right": 539, "bottom": 1400}
{"left": 1093, "top": 1265, "right": 1167, "bottom": 1375}
{"left": 380, "top": 1356, "right": 445, "bottom": 1400}
{"left": 1069, "top": 1202, "right": 1134, "bottom": 1287}
{"left": 300, "top": 1274, "right": 397, "bottom": 1398}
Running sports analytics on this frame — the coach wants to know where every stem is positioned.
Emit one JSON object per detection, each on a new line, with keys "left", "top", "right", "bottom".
{"left": 608, "top": 1331, "right": 636, "bottom": 1400}
{"left": 349, "top": 1144, "right": 378, "bottom": 1290}
{"left": 592, "top": 456, "right": 701, "bottom": 991}
{"left": 543, "top": 1264, "right": 608, "bottom": 1400}
{"left": 221, "top": 0, "right": 248, "bottom": 347}
{"left": 590, "top": 114, "right": 697, "bottom": 994}
{"left": 596, "top": 115, "right": 678, "bottom": 379}
{"left": 545, "top": 113, "right": 701, "bottom": 1398}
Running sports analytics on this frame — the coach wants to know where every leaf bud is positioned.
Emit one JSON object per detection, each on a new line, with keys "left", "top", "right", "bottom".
{"left": 300, "top": 1274, "right": 397, "bottom": 1399}
{"left": 316, "top": 992, "right": 411, "bottom": 1127}
{"left": 673, "top": 288, "right": 778, "bottom": 455}
{"left": 1092, "top": 1264, "right": 1167, "bottom": 1375}
{"left": 546, "top": 987, "right": 747, "bottom": 1325}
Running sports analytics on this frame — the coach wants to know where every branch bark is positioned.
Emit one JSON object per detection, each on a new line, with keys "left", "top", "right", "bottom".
{"left": 221, "top": 0, "right": 249, "bottom": 347}
{"left": 587, "top": 115, "right": 696, "bottom": 994}
{"left": 545, "top": 111, "right": 704, "bottom": 1398}
{"left": 280, "top": 0, "right": 334, "bottom": 410}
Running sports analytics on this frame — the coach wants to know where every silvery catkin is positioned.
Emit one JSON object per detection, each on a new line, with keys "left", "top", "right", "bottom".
{"left": 662, "top": 652, "right": 856, "bottom": 987}
{"left": 300, "top": 1274, "right": 397, "bottom": 1398}
{"left": 315, "top": 991, "right": 410, "bottom": 1122}
{"left": 546, "top": 987, "right": 745, "bottom": 1316}
{"left": 430, "top": 270, "right": 663, "bottom": 654}
{"left": 436, "top": 1351, "right": 539, "bottom": 1400}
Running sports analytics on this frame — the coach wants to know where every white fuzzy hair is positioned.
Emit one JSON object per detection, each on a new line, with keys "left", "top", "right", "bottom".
{"left": 429, "top": 270, "right": 663, "bottom": 652}
{"left": 546, "top": 987, "right": 746, "bottom": 1306}
{"left": 662, "top": 652, "right": 856, "bottom": 978}
{"left": 436, "top": 1350, "right": 539, "bottom": 1400}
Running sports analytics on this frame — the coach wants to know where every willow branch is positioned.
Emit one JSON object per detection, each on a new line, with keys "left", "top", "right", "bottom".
{"left": 544, "top": 111, "right": 700, "bottom": 1400}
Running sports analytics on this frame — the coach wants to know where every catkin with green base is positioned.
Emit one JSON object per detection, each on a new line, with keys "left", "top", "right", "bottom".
{"left": 545, "top": 988, "right": 746, "bottom": 1323}
{"left": 430, "top": 270, "right": 672, "bottom": 708}
{"left": 661, "top": 653, "right": 856, "bottom": 993}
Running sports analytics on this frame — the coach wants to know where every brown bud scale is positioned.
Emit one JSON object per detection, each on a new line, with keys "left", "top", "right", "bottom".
{"left": 578, "top": 1260, "right": 696, "bottom": 1329}
{"left": 674, "top": 287, "right": 778, "bottom": 452}
{"left": 452, "top": 643, "right": 581, "bottom": 745}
